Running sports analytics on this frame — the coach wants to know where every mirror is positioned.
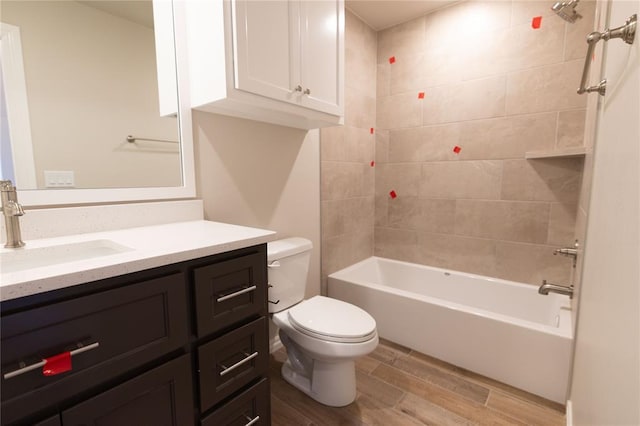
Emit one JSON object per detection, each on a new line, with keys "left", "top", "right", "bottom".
{"left": 0, "top": 0, "right": 195, "bottom": 206}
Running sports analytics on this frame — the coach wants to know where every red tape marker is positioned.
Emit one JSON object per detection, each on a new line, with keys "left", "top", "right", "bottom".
{"left": 389, "top": 190, "right": 397, "bottom": 199}
{"left": 453, "top": 146, "right": 462, "bottom": 154}
{"left": 42, "top": 352, "right": 72, "bottom": 376}
{"left": 418, "top": 92, "right": 425, "bottom": 99}
{"left": 370, "top": 127, "right": 374, "bottom": 134}
{"left": 370, "top": 161, "right": 375, "bottom": 167}
{"left": 389, "top": 56, "right": 396, "bottom": 64}
{"left": 532, "top": 16, "right": 542, "bottom": 29}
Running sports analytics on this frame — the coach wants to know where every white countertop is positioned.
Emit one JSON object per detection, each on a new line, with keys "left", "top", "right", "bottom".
{"left": 0, "top": 220, "right": 276, "bottom": 302}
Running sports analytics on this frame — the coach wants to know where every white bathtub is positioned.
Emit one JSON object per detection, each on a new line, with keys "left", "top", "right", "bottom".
{"left": 327, "top": 256, "right": 573, "bottom": 404}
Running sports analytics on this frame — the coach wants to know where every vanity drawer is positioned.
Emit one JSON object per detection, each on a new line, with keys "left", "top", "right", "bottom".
{"left": 198, "top": 316, "right": 268, "bottom": 412}
{"left": 193, "top": 251, "right": 267, "bottom": 337}
{"left": 201, "top": 378, "right": 270, "bottom": 426}
{"left": 0, "top": 273, "right": 188, "bottom": 425}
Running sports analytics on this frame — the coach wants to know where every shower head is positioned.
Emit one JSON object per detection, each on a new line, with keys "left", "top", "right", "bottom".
{"left": 551, "top": 0, "right": 582, "bottom": 23}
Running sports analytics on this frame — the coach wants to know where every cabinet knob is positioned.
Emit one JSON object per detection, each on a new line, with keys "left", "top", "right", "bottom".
{"left": 303, "top": 88, "right": 311, "bottom": 95}
{"left": 294, "top": 85, "right": 303, "bottom": 92}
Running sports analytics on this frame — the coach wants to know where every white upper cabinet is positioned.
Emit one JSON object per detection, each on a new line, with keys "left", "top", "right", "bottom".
{"left": 233, "top": 1, "right": 297, "bottom": 104}
{"left": 185, "top": 0, "right": 344, "bottom": 130}
{"left": 298, "top": 1, "right": 342, "bottom": 115}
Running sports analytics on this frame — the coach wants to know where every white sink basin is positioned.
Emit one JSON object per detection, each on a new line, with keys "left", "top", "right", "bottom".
{"left": 0, "top": 240, "right": 133, "bottom": 273}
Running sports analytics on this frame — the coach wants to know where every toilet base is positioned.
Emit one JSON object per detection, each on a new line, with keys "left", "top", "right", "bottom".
{"left": 281, "top": 359, "right": 357, "bottom": 407}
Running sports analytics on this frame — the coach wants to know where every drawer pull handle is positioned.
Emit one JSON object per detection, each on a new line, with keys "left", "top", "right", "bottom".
{"left": 3, "top": 342, "right": 100, "bottom": 380}
{"left": 217, "top": 285, "right": 257, "bottom": 303}
{"left": 244, "top": 415, "right": 260, "bottom": 426}
{"left": 219, "top": 351, "right": 259, "bottom": 377}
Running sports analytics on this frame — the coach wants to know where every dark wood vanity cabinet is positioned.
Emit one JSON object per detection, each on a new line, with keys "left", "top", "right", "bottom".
{"left": 0, "top": 244, "right": 271, "bottom": 426}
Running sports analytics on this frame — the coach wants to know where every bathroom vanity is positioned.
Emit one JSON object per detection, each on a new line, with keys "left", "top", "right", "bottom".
{"left": 0, "top": 221, "right": 275, "bottom": 426}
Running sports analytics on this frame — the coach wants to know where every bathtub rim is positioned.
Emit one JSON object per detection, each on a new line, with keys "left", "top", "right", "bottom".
{"left": 327, "top": 256, "right": 573, "bottom": 339}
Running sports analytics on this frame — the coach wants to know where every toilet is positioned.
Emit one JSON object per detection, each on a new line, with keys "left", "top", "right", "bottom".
{"left": 267, "top": 237, "right": 378, "bottom": 407}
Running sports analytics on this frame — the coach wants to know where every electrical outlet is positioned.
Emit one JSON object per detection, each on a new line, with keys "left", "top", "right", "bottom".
{"left": 44, "top": 171, "right": 75, "bottom": 188}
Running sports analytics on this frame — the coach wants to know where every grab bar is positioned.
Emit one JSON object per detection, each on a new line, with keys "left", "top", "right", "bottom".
{"left": 126, "top": 135, "right": 178, "bottom": 144}
{"left": 577, "top": 14, "right": 636, "bottom": 96}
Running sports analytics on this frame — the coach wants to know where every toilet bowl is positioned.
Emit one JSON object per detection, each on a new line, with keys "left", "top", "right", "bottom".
{"left": 268, "top": 238, "right": 378, "bottom": 407}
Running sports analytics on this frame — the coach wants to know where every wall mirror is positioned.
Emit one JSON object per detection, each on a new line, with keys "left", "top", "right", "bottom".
{"left": 0, "top": 0, "right": 195, "bottom": 206}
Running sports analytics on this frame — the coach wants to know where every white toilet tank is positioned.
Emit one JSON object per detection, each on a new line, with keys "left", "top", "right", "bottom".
{"left": 267, "top": 237, "right": 312, "bottom": 313}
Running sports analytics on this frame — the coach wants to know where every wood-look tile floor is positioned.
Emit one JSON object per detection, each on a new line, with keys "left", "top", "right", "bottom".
{"left": 269, "top": 339, "right": 565, "bottom": 426}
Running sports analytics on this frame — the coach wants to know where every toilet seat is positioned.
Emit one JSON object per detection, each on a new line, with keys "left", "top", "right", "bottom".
{"left": 287, "top": 296, "right": 377, "bottom": 343}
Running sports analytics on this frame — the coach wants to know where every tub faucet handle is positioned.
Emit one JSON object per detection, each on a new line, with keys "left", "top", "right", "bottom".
{"left": 553, "top": 240, "right": 579, "bottom": 267}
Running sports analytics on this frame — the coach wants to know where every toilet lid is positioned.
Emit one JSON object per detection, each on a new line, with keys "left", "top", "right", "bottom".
{"left": 287, "top": 296, "right": 377, "bottom": 343}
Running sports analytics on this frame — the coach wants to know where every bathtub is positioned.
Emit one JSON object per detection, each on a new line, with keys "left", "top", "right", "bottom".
{"left": 327, "top": 257, "right": 573, "bottom": 404}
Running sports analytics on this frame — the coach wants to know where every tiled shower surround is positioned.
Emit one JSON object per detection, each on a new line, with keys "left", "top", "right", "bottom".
{"left": 321, "top": 1, "right": 594, "bottom": 287}
{"left": 321, "top": 11, "right": 377, "bottom": 290}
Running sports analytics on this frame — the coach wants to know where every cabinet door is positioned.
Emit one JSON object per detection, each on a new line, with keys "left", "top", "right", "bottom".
{"left": 34, "top": 415, "right": 61, "bottom": 426}
{"left": 1, "top": 273, "right": 188, "bottom": 425}
{"left": 299, "top": 0, "right": 343, "bottom": 115}
{"left": 61, "top": 355, "right": 193, "bottom": 426}
{"left": 233, "top": 0, "right": 299, "bottom": 103}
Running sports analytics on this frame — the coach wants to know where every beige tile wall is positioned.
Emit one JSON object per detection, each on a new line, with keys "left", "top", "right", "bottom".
{"left": 374, "top": 0, "right": 596, "bottom": 285}
{"left": 320, "top": 11, "right": 377, "bottom": 290}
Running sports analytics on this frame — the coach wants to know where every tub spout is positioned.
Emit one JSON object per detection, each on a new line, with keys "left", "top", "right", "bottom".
{"left": 538, "top": 280, "right": 574, "bottom": 299}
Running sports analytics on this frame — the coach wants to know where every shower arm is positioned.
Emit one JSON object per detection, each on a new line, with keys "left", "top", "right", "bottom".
{"left": 577, "top": 14, "right": 637, "bottom": 96}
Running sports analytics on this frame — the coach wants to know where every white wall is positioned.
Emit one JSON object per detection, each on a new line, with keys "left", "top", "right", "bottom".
{"left": 568, "top": 0, "right": 640, "bottom": 423}
{"left": 2, "top": 1, "right": 180, "bottom": 189}
{"left": 192, "top": 111, "right": 321, "bottom": 300}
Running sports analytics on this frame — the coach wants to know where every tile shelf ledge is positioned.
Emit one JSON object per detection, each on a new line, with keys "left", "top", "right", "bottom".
{"left": 525, "top": 146, "right": 588, "bottom": 159}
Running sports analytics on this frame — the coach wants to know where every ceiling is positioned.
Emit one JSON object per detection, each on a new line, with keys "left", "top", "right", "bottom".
{"left": 346, "top": 0, "right": 460, "bottom": 31}
{"left": 79, "top": 1, "right": 456, "bottom": 33}
{"left": 77, "top": 1, "right": 154, "bottom": 29}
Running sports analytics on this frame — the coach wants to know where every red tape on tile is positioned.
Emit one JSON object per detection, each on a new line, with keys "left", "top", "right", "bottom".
{"left": 389, "top": 56, "right": 396, "bottom": 64}
{"left": 370, "top": 161, "right": 375, "bottom": 167}
{"left": 418, "top": 92, "right": 425, "bottom": 99}
{"left": 389, "top": 190, "right": 397, "bottom": 199}
{"left": 453, "top": 146, "right": 462, "bottom": 154}
{"left": 532, "top": 16, "right": 542, "bottom": 29}
{"left": 370, "top": 127, "right": 375, "bottom": 134}
{"left": 42, "top": 352, "right": 72, "bottom": 376}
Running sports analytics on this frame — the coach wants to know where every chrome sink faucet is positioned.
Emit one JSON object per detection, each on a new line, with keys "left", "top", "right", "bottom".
{"left": 1, "top": 180, "right": 25, "bottom": 248}
{"left": 538, "top": 280, "right": 574, "bottom": 299}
